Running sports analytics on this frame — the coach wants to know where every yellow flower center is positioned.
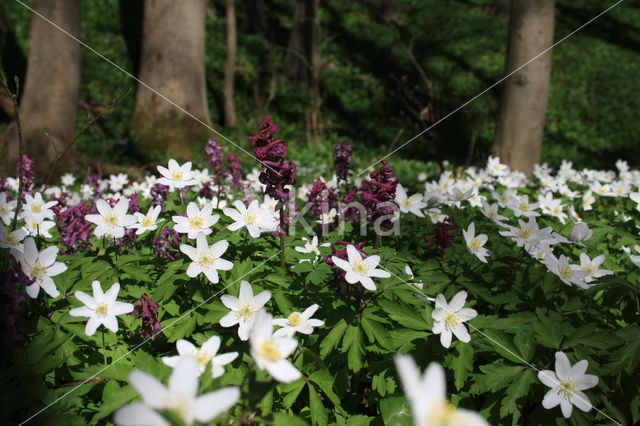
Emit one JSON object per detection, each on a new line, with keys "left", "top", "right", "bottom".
{"left": 519, "top": 202, "right": 529, "bottom": 211}
{"left": 105, "top": 212, "right": 119, "bottom": 226}
{"left": 259, "top": 339, "right": 282, "bottom": 361}
{"left": 402, "top": 199, "right": 413, "bottom": 208}
{"left": 558, "top": 379, "right": 577, "bottom": 398}
{"left": 560, "top": 265, "right": 575, "bottom": 279}
{"left": 171, "top": 170, "right": 184, "bottom": 181}
{"left": 445, "top": 312, "right": 461, "bottom": 327}
{"left": 32, "top": 203, "right": 43, "bottom": 213}
{"left": 7, "top": 234, "right": 19, "bottom": 246}
{"left": 198, "top": 252, "right": 215, "bottom": 268}
{"left": 31, "top": 261, "right": 47, "bottom": 279}
{"left": 585, "top": 264, "right": 596, "bottom": 276}
{"left": 189, "top": 216, "right": 204, "bottom": 228}
{"left": 352, "top": 259, "right": 370, "bottom": 276}
{"left": 141, "top": 216, "right": 154, "bottom": 227}
{"left": 288, "top": 312, "right": 302, "bottom": 327}
{"left": 469, "top": 238, "right": 482, "bottom": 251}
{"left": 552, "top": 207, "right": 562, "bottom": 214}
{"left": 166, "top": 394, "right": 192, "bottom": 422}
{"left": 519, "top": 227, "right": 533, "bottom": 239}
{"left": 425, "top": 399, "right": 466, "bottom": 426}
{"left": 195, "top": 349, "right": 210, "bottom": 366}
{"left": 0, "top": 206, "right": 8, "bottom": 214}
{"left": 238, "top": 304, "right": 254, "bottom": 322}
{"left": 95, "top": 302, "right": 109, "bottom": 317}
{"left": 244, "top": 212, "right": 257, "bottom": 225}
{"left": 444, "top": 312, "right": 460, "bottom": 327}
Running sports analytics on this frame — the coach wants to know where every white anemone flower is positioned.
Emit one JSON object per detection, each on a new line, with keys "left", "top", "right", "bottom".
{"left": 294, "top": 236, "right": 329, "bottom": 263}
{"left": 173, "top": 202, "right": 219, "bottom": 239}
{"left": 250, "top": 310, "right": 302, "bottom": 383}
{"left": 156, "top": 159, "right": 198, "bottom": 190}
{"left": 538, "top": 351, "right": 599, "bottom": 418}
{"left": 17, "top": 237, "right": 67, "bottom": 299}
{"left": 131, "top": 205, "right": 163, "bottom": 235}
{"left": 330, "top": 244, "right": 391, "bottom": 291}
{"left": 273, "top": 304, "right": 325, "bottom": 338}
{"left": 0, "top": 192, "right": 17, "bottom": 225}
{"left": 162, "top": 336, "right": 238, "bottom": 378}
{"left": 575, "top": 254, "right": 613, "bottom": 282}
{"left": 69, "top": 281, "right": 134, "bottom": 336}
{"left": 85, "top": 198, "right": 137, "bottom": 239}
{"left": 544, "top": 254, "right": 589, "bottom": 288}
{"left": 179, "top": 233, "right": 233, "bottom": 284}
{"left": 622, "top": 245, "right": 640, "bottom": 268}
{"left": 114, "top": 358, "right": 240, "bottom": 426}
{"left": 20, "top": 192, "right": 57, "bottom": 223}
{"left": 61, "top": 173, "right": 76, "bottom": 187}
{"left": 22, "top": 217, "right": 56, "bottom": 238}
{"left": 219, "top": 280, "right": 272, "bottom": 341}
{"left": 568, "top": 222, "right": 592, "bottom": 246}
{"left": 0, "top": 223, "right": 26, "bottom": 254}
{"left": 395, "top": 184, "right": 426, "bottom": 217}
{"left": 462, "top": 223, "right": 490, "bottom": 263}
{"left": 431, "top": 291, "right": 477, "bottom": 348}
{"left": 223, "top": 200, "right": 277, "bottom": 238}
{"left": 394, "top": 355, "right": 489, "bottom": 426}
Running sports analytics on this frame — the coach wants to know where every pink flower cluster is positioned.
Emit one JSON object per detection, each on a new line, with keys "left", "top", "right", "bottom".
{"left": 361, "top": 159, "right": 398, "bottom": 227}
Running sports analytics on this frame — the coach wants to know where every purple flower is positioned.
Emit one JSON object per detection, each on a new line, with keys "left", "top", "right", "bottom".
{"left": 250, "top": 116, "right": 297, "bottom": 202}
{"left": 152, "top": 226, "right": 182, "bottom": 261}
{"left": 205, "top": 138, "right": 226, "bottom": 174}
{"left": 307, "top": 179, "right": 330, "bottom": 218}
{"left": 361, "top": 159, "right": 398, "bottom": 228}
{"left": 18, "top": 155, "right": 35, "bottom": 201}
{"left": 130, "top": 294, "right": 163, "bottom": 338}
{"left": 333, "top": 140, "right": 353, "bottom": 183}
{"left": 56, "top": 201, "right": 94, "bottom": 253}
{"left": 226, "top": 154, "right": 243, "bottom": 188}
{"left": 340, "top": 186, "right": 361, "bottom": 222}
{"left": 150, "top": 183, "right": 170, "bottom": 210}
{"left": 424, "top": 216, "right": 459, "bottom": 255}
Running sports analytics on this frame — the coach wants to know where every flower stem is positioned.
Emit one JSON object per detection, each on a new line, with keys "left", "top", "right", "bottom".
{"left": 279, "top": 207, "right": 286, "bottom": 269}
{"left": 101, "top": 330, "right": 107, "bottom": 365}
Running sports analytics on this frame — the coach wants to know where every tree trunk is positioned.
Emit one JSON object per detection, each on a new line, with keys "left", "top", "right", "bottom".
{"left": 131, "top": 0, "right": 211, "bottom": 160}
{"left": 2, "top": 0, "right": 81, "bottom": 178}
{"left": 223, "top": 0, "right": 237, "bottom": 127}
{"left": 492, "top": 0, "right": 555, "bottom": 177}
{"left": 305, "top": 0, "right": 322, "bottom": 145}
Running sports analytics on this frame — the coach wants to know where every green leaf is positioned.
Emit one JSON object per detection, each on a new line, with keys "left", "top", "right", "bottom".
{"left": 500, "top": 369, "right": 536, "bottom": 418}
{"left": 470, "top": 364, "right": 525, "bottom": 394}
{"left": 342, "top": 325, "right": 363, "bottom": 372}
{"left": 281, "top": 379, "right": 305, "bottom": 408}
{"left": 92, "top": 385, "right": 137, "bottom": 422}
{"left": 308, "top": 383, "right": 328, "bottom": 426}
{"left": 272, "top": 413, "right": 308, "bottom": 426}
{"left": 379, "top": 300, "right": 429, "bottom": 330}
{"left": 447, "top": 343, "right": 474, "bottom": 390}
{"left": 379, "top": 397, "right": 412, "bottom": 426}
{"left": 319, "top": 319, "right": 347, "bottom": 359}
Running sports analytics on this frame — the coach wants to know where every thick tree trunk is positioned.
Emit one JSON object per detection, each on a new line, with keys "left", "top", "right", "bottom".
{"left": 2, "top": 0, "right": 81, "bottom": 178}
{"left": 131, "top": 0, "right": 211, "bottom": 160}
{"left": 492, "top": 0, "right": 555, "bottom": 177}
{"left": 223, "top": 0, "right": 237, "bottom": 127}
{"left": 305, "top": 0, "right": 322, "bottom": 145}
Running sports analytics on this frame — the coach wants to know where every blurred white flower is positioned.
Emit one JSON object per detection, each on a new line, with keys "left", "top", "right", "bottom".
{"left": 394, "top": 355, "right": 489, "bottom": 426}
{"left": 250, "top": 310, "right": 302, "bottom": 383}
{"left": 114, "top": 358, "right": 240, "bottom": 426}
{"left": 395, "top": 184, "right": 426, "bottom": 217}
{"left": 0, "top": 192, "right": 17, "bottom": 225}
{"left": 162, "top": 336, "right": 238, "bottom": 378}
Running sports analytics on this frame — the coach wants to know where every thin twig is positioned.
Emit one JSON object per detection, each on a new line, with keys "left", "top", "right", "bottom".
{"left": 3, "top": 77, "right": 24, "bottom": 232}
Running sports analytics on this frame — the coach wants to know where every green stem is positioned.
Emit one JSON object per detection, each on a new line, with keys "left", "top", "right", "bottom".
{"left": 279, "top": 206, "right": 286, "bottom": 269}
{"left": 101, "top": 330, "right": 107, "bottom": 365}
